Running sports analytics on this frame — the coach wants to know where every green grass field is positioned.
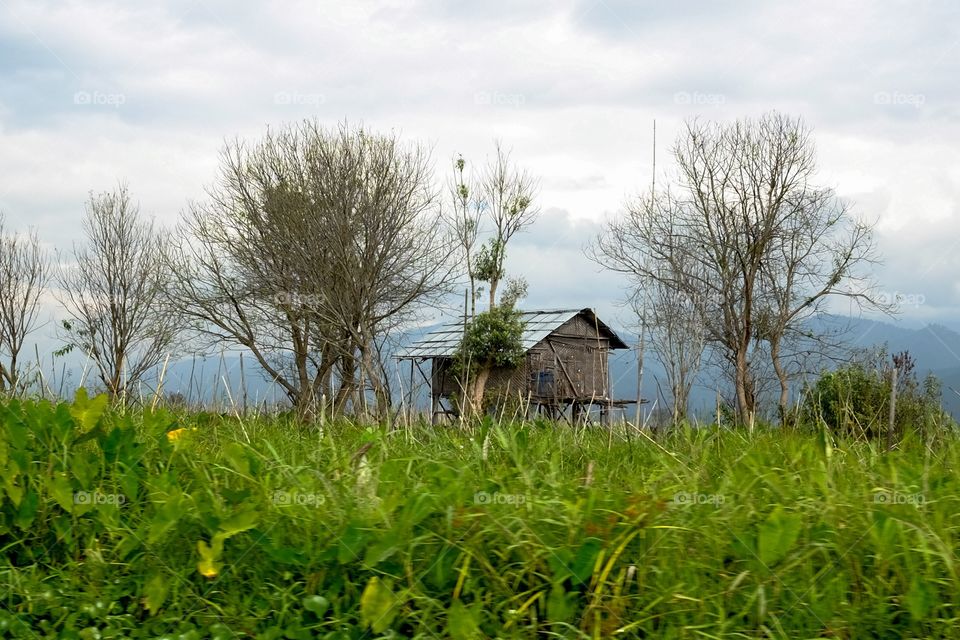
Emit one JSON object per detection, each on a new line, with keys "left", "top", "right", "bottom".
{"left": 2, "top": 393, "right": 959, "bottom": 638}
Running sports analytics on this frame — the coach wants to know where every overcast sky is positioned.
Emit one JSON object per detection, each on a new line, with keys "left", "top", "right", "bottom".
{"left": 1, "top": 0, "right": 958, "bottom": 341}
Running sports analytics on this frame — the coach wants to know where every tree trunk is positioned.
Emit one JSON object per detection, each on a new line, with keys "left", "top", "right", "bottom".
{"left": 470, "top": 367, "right": 491, "bottom": 417}
{"left": 468, "top": 272, "right": 476, "bottom": 319}
{"left": 360, "top": 338, "right": 390, "bottom": 421}
{"left": 334, "top": 348, "right": 356, "bottom": 415}
{"left": 770, "top": 337, "right": 790, "bottom": 424}
{"left": 734, "top": 347, "right": 755, "bottom": 430}
{"left": 674, "top": 377, "right": 688, "bottom": 427}
{"left": 315, "top": 341, "right": 336, "bottom": 414}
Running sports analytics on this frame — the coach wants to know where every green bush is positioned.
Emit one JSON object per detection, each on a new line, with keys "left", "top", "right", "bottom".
{"left": 801, "top": 349, "right": 952, "bottom": 439}
{"left": 453, "top": 306, "right": 526, "bottom": 378}
{"left": 451, "top": 306, "right": 526, "bottom": 415}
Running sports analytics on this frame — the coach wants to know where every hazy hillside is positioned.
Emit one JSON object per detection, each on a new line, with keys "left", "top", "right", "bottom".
{"left": 605, "top": 315, "right": 960, "bottom": 420}
{"left": 145, "top": 313, "right": 960, "bottom": 419}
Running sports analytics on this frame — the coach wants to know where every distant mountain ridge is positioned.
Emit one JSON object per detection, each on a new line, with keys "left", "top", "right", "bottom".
{"left": 149, "top": 314, "right": 960, "bottom": 419}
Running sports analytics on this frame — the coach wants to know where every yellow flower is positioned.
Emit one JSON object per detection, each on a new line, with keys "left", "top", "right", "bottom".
{"left": 197, "top": 537, "right": 222, "bottom": 578}
{"left": 166, "top": 427, "right": 197, "bottom": 442}
{"left": 197, "top": 557, "right": 219, "bottom": 578}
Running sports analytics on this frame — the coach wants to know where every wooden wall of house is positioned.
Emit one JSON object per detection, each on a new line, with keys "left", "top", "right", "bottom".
{"left": 527, "top": 314, "right": 612, "bottom": 401}
{"left": 431, "top": 313, "right": 614, "bottom": 405}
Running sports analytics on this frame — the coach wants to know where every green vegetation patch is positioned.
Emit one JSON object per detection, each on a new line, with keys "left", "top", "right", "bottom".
{"left": 2, "top": 394, "right": 960, "bottom": 637}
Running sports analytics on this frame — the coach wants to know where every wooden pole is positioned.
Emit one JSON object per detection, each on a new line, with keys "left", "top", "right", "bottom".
{"left": 430, "top": 361, "right": 438, "bottom": 426}
{"left": 408, "top": 359, "right": 415, "bottom": 427}
{"left": 716, "top": 389, "right": 721, "bottom": 428}
{"left": 635, "top": 325, "right": 645, "bottom": 430}
{"left": 634, "top": 119, "right": 654, "bottom": 431}
{"left": 887, "top": 366, "right": 898, "bottom": 451}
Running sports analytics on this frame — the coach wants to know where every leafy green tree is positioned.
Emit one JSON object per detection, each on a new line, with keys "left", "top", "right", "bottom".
{"left": 453, "top": 305, "right": 525, "bottom": 416}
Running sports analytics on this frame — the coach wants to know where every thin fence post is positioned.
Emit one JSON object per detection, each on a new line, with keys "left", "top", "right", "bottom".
{"left": 887, "top": 366, "right": 898, "bottom": 451}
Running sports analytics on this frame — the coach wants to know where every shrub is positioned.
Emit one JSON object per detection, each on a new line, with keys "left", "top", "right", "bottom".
{"left": 451, "top": 306, "right": 526, "bottom": 415}
{"left": 801, "top": 348, "right": 952, "bottom": 439}
{"left": 453, "top": 307, "right": 525, "bottom": 376}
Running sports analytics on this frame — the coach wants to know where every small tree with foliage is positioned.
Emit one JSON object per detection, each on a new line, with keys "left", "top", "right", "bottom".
{"left": 453, "top": 306, "right": 525, "bottom": 417}
{"left": 447, "top": 142, "right": 539, "bottom": 316}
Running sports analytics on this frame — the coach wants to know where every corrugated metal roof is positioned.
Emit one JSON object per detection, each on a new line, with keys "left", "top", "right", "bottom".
{"left": 396, "top": 308, "right": 627, "bottom": 359}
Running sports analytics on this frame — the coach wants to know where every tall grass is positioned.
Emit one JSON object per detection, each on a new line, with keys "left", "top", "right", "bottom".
{"left": 1, "top": 394, "right": 959, "bottom": 637}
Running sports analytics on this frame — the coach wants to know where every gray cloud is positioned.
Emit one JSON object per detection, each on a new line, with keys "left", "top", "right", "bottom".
{"left": 0, "top": 0, "right": 957, "bottom": 339}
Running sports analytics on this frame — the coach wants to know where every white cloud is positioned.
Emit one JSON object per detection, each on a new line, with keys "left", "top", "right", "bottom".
{"left": 0, "top": 0, "right": 957, "bottom": 336}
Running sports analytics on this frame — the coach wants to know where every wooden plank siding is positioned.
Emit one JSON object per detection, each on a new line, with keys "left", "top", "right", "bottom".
{"left": 432, "top": 314, "right": 614, "bottom": 405}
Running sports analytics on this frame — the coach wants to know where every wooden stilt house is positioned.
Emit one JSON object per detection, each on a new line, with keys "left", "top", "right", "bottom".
{"left": 397, "top": 308, "right": 630, "bottom": 423}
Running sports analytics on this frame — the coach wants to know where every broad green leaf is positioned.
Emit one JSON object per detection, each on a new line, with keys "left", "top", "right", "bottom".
{"left": 302, "top": 595, "right": 329, "bottom": 616}
{"left": 364, "top": 529, "right": 401, "bottom": 566}
{"left": 15, "top": 488, "right": 39, "bottom": 531}
{"left": 144, "top": 573, "right": 169, "bottom": 615}
{"left": 223, "top": 442, "right": 251, "bottom": 476}
{"left": 547, "top": 584, "right": 575, "bottom": 624}
{"left": 4, "top": 476, "right": 23, "bottom": 507}
{"left": 360, "top": 577, "right": 398, "bottom": 633}
{"left": 571, "top": 537, "right": 603, "bottom": 585}
{"left": 758, "top": 508, "right": 802, "bottom": 566}
{"left": 447, "top": 600, "right": 480, "bottom": 639}
{"left": 69, "top": 452, "right": 98, "bottom": 489}
{"left": 197, "top": 535, "right": 225, "bottom": 578}
{"left": 219, "top": 509, "right": 259, "bottom": 537}
{"left": 51, "top": 516, "right": 74, "bottom": 546}
{"left": 147, "top": 494, "right": 189, "bottom": 544}
{"left": 337, "top": 523, "right": 368, "bottom": 564}
{"left": 4, "top": 412, "right": 28, "bottom": 450}
{"left": 45, "top": 473, "right": 75, "bottom": 511}
{"left": 70, "top": 388, "right": 110, "bottom": 433}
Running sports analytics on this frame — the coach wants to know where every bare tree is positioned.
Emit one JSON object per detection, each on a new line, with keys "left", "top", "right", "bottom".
{"left": 444, "top": 155, "right": 483, "bottom": 318}
{"left": 594, "top": 113, "right": 883, "bottom": 427}
{"left": 633, "top": 256, "right": 707, "bottom": 426}
{"left": 0, "top": 215, "right": 49, "bottom": 394}
{"left": 167, "top": 120, "right": 455, "bottom": 417}
{"left": 472, "top": 141, "right": 540, "bottom": 311}
{"left": 57, "top": 185, "right": 178, "bottom": 400}
{"left": 755, "top": 189, "right": 881, "bottom": 420}
{"left": 445, "top": 142, "right": 539, "bottom": 416}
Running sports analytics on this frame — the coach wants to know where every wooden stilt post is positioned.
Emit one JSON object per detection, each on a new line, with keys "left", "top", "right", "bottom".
{"left": 408, "top": 359, "right": 415, "bottom": 426}
{"left": 887, "top": 366, "right": 898, "bottom": 451}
